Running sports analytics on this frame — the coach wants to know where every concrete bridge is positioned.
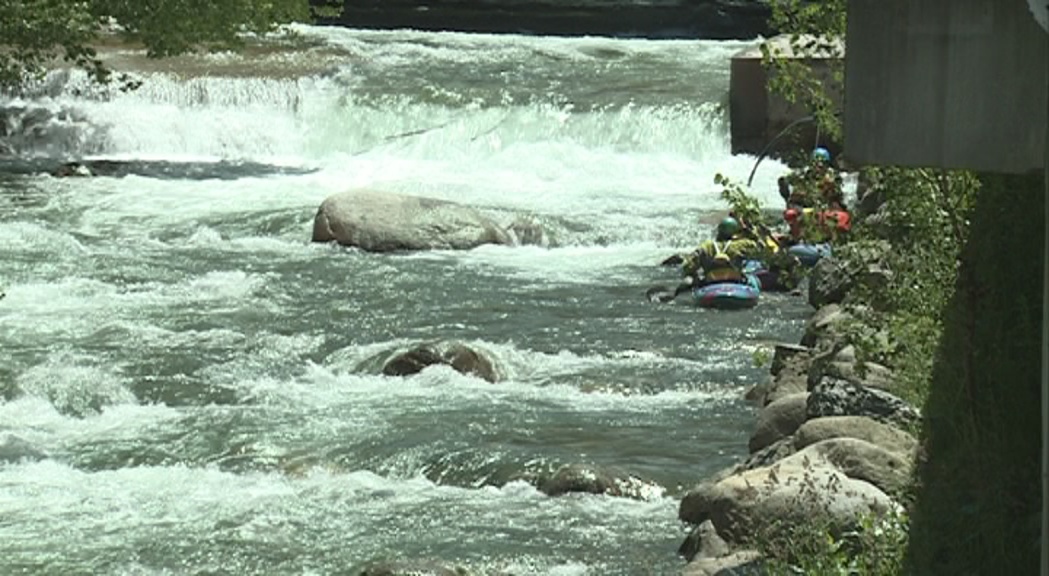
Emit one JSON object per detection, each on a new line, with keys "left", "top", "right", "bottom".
{"left": 311, "top": 0, "right": 772, "bottom": 40}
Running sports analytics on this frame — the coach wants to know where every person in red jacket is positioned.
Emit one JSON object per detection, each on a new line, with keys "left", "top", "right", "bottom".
{"left": 784, "top": 197, "right": 851, "bottom": 244}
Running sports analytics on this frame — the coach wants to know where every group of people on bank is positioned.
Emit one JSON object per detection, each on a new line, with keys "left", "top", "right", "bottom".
{"left": 672, "top": 147, "right": 853, "bottom": 296}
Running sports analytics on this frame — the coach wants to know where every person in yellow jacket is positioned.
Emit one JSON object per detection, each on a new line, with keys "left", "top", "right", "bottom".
{"left": 682, "top": 217, "right": 763, "bottom": 287}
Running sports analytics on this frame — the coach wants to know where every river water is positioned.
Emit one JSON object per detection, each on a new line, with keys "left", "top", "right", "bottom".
{"left": 0, "top": 25, "right": 810, "bottom": 575}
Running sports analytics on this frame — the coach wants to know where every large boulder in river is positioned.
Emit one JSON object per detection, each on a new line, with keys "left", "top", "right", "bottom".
{"left": 312, "top": 189, "right": 512, "bottom": 251}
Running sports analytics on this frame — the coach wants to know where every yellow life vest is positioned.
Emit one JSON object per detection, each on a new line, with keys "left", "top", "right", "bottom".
{"left": 705, "top": 240, "right": 743, "bottom": 282}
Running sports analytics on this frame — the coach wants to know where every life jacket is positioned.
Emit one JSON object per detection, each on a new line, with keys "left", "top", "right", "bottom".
{"left": 704, "top": 240, "right": 743, "bottom": 282}
{"left": 820, "top": 209, "right": 852, "bottom": 233}
{"left": 784, "top": 208, "right": 815, "bottom": 241}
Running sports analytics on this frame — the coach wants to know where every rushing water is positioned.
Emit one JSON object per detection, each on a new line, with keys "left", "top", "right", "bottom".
{"left": 0, "top": 26, "right": 811, "bottom": 575}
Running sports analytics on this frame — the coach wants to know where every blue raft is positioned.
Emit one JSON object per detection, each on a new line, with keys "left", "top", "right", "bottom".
{"left": 742, "top": 259, "right": 788, "bottom": 293}
{"left": 692, "top": 274, "right": 761, "bottom": 310}
{"left": 787, "top": 243, "right": 833, "bottom": 267}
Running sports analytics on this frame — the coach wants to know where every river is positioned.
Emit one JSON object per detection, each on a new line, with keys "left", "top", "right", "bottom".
{"left": 0, "top": 25, "right": 810, "bottom": 575}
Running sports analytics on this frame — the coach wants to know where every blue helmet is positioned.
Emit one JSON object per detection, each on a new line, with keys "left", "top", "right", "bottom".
{"left": 812, "top": 147, "right": 832, "bottom": 163}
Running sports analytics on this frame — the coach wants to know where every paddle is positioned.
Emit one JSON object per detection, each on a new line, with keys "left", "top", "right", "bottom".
{"left": 660, "top": 253, "right": 684, "bottom": 267}
{"left": 645, "top": 282, "right": 694, "bottom": 303}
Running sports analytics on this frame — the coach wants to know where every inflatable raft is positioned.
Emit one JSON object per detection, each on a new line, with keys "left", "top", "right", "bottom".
{"left": 693, "top": 274, "right": 761, "bottom": 310}
{"left": 742, "top": 261, "right": 785, "bottom": 293}
{"left": 787, "top": 243, "right": 832, "bottom": 267}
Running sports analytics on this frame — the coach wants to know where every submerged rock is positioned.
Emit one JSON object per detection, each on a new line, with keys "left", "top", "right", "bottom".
{"left": 357, "top": 559, "right": 472, "bottom": 576}
{"left": 505, "top": 215, "right": 552, "bottom": 247}
{"left": 0, "top": 434, "right": 48, "bottom": 464}
{"left": 382, "top": 341, "right": 499, "bottom": 383}
{"left": 536, "top": 462, "right": 663, "bottom": 500}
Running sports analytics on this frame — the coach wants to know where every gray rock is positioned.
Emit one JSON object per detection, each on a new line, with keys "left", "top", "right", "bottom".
{"left": 807, "top": 377, "right": 921, "bottom": 429}
{"left": 679, "top": 461, "right": 897, "bottom": 543}
{"left": 538, "top": 463, "right": 660, "bottom": 500}
{"left": 769, "top": 343, "right": 811, "bottom": 377}
{"left": 822, "top": 359, "right": 898, "bottom": 392}
{"left": 794, "top": 415, "right": 919, "bottom": 457}
{"left": 781, "top": 437, "right": 913, "bottom": 498}
{"left": 505, "top": 215, "right": 551, "bottom": 247}
{"left": 684, "top": 550, "right": 764, "bottom": 576}
{"left": 312, "top": 189, "right": 511, "bottom": 251}
{"left": 748, "top": 393, "right": 809, "bottom": 454}
{"left": 761, "top": 359, "right": 810, "bottom": 406}
{"left": 732, "top": 436, "right": 796, "bottom": 473}
{"left": 800, "top": 304, "right": 851, "bottom": 348}
{"left": 678, "top": 519, "right": 731, "bottom": 562}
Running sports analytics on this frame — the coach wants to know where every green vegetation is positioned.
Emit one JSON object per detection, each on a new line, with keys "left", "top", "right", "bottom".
{"left": 760, "top": 511, "right": 909, "bottom": 576}
{"left": 905, "top": 172, "right": 1043, "bottom": 576}
{"left": 761, "top": 0, "right": 846, "bottom": 145}
{"left": 0, "top": 0, "right": 346, "bottom": 90}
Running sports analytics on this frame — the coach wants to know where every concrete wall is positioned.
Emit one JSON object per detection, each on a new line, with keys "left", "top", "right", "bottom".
{"left": 730, "top": 36, "right": 844, "bottom": 160}
{"left": 314, "top": 0, "right": 772, "bottom": 40}
{"left": 844, "top": 0, "right": 1047, "bottom": 173}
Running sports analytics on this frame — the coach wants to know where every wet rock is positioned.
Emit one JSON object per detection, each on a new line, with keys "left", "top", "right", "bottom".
{"left": 383, "top": 341, "right": 499, "bottom": 383}
{"left": 505, "top": 215, "right": 551, "bottom": 247}
{"left": 357, "top": 559, "right": 472, "bottom": 576}
{"left": 0, "top": 434, "right": 48, "bottom": 464}
{"left": 679, "top": 519, "right": 731, "bottom": 562}
{"left": 312, "top": 189, "right": 511, "bottom": 251}
{"left": 537, "top": 463, "right": 662, "bottom": 500}
{"left": 52, "top": 161, "right": 94, "bottom": 177}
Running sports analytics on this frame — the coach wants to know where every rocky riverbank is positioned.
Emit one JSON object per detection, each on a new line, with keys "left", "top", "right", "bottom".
{"left": 312, "top": 0, "right": 772, "bottom": 40}
{"left": 676, "top": 182, "right": 920, "bottom": 574}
